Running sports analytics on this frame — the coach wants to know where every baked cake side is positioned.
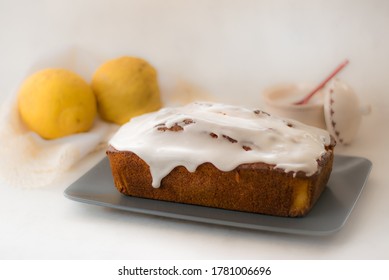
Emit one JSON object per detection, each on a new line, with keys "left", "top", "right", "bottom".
{"left": 107, "top": 146, "right": 333, "bottom": 217}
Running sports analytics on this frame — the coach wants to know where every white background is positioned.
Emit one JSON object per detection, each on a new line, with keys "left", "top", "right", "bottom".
{"left": 0, "top": 0, "right": 388, "bottom": 259}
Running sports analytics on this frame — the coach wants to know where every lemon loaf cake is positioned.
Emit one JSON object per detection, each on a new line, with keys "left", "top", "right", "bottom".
{"left": 106, "top": 102, "right": 335, "bottom": 217}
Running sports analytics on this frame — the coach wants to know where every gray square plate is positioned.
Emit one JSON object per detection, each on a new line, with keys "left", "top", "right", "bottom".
{"left": 64, "top": 155, "right": 372, "bottom": 236}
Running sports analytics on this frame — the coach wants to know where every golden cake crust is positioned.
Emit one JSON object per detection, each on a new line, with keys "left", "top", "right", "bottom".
{"left": 106, "top": 143, "right": 334, "bottom": 217}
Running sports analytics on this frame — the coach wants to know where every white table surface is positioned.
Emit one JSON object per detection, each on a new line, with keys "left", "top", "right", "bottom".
{"left": 1, "top": 0, "right": 388, "bottom": 259}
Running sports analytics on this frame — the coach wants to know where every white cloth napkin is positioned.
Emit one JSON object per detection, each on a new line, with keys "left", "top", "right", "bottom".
{"left": 0, "top": 47, "right": 119, "bottom": 188}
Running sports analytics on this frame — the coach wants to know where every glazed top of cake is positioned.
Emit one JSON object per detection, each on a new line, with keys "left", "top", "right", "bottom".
{"left": 109, "top": 102, "right": 332, "bottom": 187}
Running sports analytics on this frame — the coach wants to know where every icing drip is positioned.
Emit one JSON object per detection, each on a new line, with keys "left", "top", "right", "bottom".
{"left": 109, "top": 102, "right": 331, "bottom": 187}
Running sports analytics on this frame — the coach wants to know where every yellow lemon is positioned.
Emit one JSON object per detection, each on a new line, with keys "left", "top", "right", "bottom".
{"left": 91, "top": 56, "right": 162, "bottom": 125}
{"left": 18, "top": 69, "right": 97, "bottom": 139}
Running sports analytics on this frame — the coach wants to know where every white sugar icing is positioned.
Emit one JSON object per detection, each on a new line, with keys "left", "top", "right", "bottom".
{"left": 109, "top": 102, "right": 331, "bottom": 187}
